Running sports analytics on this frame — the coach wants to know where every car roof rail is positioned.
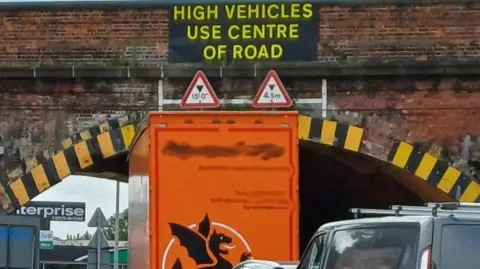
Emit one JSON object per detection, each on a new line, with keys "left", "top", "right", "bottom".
{"left": 425, "top": 202, "right": 480, "bottom": 211}
{"left": 350, "top": 202, "right": 480, "bottom": 220}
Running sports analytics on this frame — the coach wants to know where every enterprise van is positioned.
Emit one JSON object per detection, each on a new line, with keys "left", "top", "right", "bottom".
{"left": 234, "top": 202, "right": 480, "bottom": 269}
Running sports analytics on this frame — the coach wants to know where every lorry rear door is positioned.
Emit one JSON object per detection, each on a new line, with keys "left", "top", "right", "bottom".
{"left": 150, "top": 111, "right": 299, "bottom": 269}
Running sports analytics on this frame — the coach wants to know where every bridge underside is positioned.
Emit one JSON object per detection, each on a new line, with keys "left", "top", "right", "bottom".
{"left": 73, "top": 151, "right": 129, "bottom": 183}
{"left": 298, "top": 140, "right": 452, "bottom": 251}
{"left": 1, "top": 113, "right": 478, "bottom": 218}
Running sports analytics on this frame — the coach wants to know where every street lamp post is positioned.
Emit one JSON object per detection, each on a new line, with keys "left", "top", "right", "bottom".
{"left": 113, "top": 181, "right": 120, "bottom": 269}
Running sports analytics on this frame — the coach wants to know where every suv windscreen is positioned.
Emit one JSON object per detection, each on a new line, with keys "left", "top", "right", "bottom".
{"left": 440, "top": 224, "right": 480, "bottom": 269}
{"left": 298, "top": 233, "right": 325, "bottom": 269}
{"left": 325, "top": 226, "right": 419, "bottom": 269}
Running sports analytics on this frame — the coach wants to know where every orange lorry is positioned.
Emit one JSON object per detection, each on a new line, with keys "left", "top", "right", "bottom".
{"left": 128, "top": 111, "right": 300, "bottom": 269}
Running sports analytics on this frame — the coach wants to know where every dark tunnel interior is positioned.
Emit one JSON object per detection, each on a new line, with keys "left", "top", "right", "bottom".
{"left": 298, "top": 141, "right": 425, "bottom": 254}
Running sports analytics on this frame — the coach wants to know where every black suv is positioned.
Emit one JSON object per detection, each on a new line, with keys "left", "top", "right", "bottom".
{"left": 234, "top": 202, "right": 480, "bottom": 269}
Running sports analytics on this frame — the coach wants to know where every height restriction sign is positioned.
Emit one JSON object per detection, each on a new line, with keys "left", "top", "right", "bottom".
{"left": 181, "top": 71, "right": 220, "bottom": 109}
{"left": 252, "top": 70, "right": 292, "bottom": 108}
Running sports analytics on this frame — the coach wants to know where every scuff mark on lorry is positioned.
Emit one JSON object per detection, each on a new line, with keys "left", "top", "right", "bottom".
{"left": 162, "top": 141, "right": 285, "bottom": 160}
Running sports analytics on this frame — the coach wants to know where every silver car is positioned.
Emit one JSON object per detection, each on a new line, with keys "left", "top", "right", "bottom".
{"left": 234, "top": 202, "right": 480, "bottom": 269}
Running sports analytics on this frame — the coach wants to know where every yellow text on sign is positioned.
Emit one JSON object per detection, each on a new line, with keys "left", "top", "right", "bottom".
{"left": 173, "top": 4, "right": 313, "bottom": 21}
{"left": 172, "top": 3, "right": 314, "bottom": 61}
{"left": 187, "top": 24, "right": 300, "bottom": 40}
{"left": 203, "top": 44, "right": 283, "bottom": 60}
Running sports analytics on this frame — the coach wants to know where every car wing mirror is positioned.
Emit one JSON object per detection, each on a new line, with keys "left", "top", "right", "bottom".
{"left": 233, "top": 259, "right": 283, "bottom": 269}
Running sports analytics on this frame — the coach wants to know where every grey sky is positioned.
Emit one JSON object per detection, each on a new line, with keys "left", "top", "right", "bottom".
{"left": 32, "top": 175, "right": 129, "bottom": 239}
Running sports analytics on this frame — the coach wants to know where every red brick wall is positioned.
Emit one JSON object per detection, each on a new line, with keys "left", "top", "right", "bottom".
{"left": 319, "top": 4, "right": 480, "bottom": 62}
{"left": 1, "top": 3, "right": 480, "bottom": 66}
{"left": 327, "top": 76, "right": 480, "bottom": 149}
{"left": 0, "top": 9, "right": 169, "bottom": 66}
{"left": 0, "top": 79, "right": 158, "bottom": 174}
{"left": 167, "top": 75, "right": 480, "bottom": 156}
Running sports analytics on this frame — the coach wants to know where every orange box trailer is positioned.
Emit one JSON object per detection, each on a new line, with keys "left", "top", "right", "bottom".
{"left": 128, "top": 111, "right": 299, "bottom": 269}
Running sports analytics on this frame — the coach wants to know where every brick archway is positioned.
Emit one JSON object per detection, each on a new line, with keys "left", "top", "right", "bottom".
{"left": 298, "top": 115, "right": 479, "bottom": 203}
{"left": 0, "top": 113, "right": 477, "bottom": 214}
{"left": 0, "top": 116, "right": 137, "bottom": 214}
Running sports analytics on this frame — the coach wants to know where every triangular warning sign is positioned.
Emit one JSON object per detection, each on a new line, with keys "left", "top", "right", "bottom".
{"left": 181, "top": 71, "right": 220, "bottom": 108}
{"left": 252, "top": 70, "right": 292, "bottom": 108}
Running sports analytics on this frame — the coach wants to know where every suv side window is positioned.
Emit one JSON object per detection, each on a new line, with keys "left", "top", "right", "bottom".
{"left": 298, "top": 234, "right": 326, "bottom": 269}
{"left": 440, "top": 224, "right": 480, "bottom": 269}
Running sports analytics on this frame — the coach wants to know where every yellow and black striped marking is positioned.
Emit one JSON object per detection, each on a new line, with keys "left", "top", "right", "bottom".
{"left": 60, "top": 117, "right": 126, "bottom": 149}
{"left": 388, "top": 140, "right": 480, "bottom": 202}
{"left": 298, "top": 115, "right": 364, "bottom": 152}
{"left": 4, "top": 113, "right": 478, "bottom": 212}
{"left": 7, "top": 115, "right": 136, "bottom": 184}
{"left": 5, "top": 124, "right": 137, "bottom": 209}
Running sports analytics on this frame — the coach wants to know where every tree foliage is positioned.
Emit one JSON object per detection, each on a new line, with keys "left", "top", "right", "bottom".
{"left": 103, "top": 208, "right": 129, "bottom": 241}
{"left": 65, "top": 208, "right": 129, "bottom": 241}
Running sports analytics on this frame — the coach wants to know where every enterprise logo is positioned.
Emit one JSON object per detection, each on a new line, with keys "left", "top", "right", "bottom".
{"left": 15, "top": 202, "right": 86, "bottom": 222}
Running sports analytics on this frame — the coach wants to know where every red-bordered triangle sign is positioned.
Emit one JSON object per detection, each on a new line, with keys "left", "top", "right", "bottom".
{"left": 181, "top": 71, "right": 220, "bottom": 108}
{"left": 253, "top": 70, "right": 292, "bottom": 108}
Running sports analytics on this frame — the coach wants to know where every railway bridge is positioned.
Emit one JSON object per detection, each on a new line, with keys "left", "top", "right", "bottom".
{"left": 1, "top": 0, "right": 480, "bottom": 218}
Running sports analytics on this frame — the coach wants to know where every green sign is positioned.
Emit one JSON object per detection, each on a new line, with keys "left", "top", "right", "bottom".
{"left": 40, "top": 241, "right": 53, "bottom": 249}
{"left": 40, "top": 230, "right": 53, "bottom": 249}
{"left": 109, "top": 249, "right": 128, "bottom": 263}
